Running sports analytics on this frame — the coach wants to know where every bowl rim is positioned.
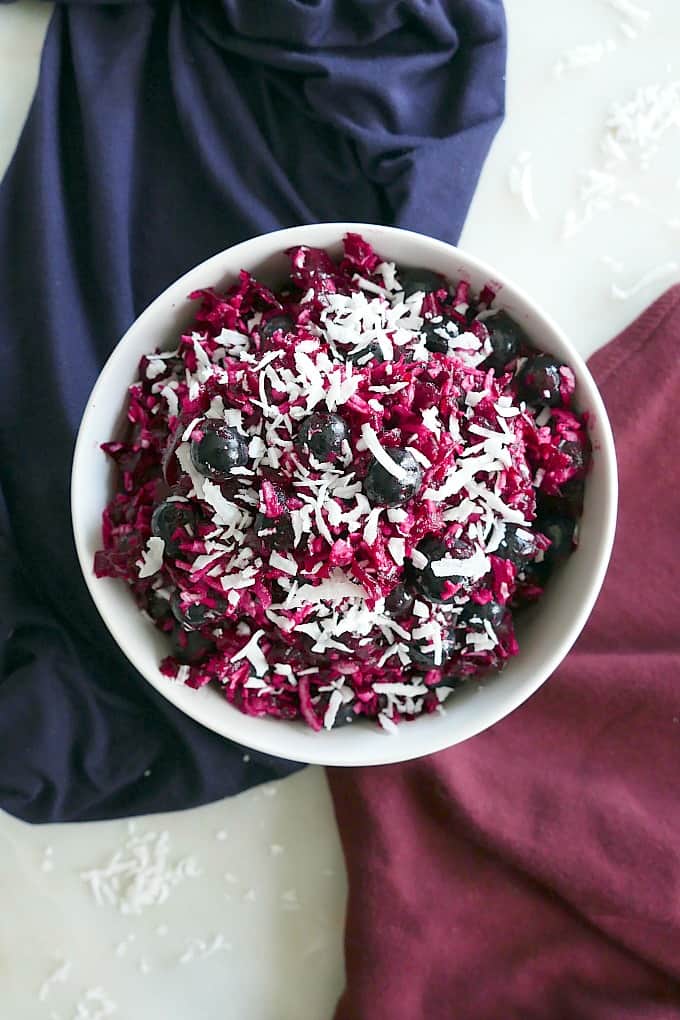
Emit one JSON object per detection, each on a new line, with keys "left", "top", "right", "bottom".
{"left": 71, "top": 222, "right": 618, "bottom": 766}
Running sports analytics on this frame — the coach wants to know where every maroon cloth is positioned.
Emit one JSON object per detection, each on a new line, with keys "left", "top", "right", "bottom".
{"left": 329, "top": 287, "right": 680, "bottom": 1020}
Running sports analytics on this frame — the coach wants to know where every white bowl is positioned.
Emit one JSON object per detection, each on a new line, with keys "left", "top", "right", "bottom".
{"left": 72, "top": 223, "right": 617, "bottom": 767}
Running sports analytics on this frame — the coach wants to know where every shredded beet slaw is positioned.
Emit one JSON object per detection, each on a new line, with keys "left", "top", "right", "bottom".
{"left": 95, "top": 234, "right": 589, "bottom": 732}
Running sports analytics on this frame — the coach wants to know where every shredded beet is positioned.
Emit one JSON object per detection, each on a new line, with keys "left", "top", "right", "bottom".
{"left": 95, "top": 236, "right": 590, "bottom": 732}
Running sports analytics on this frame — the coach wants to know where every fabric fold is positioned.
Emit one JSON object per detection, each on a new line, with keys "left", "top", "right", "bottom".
{"left": 0, "top": 0, "right": 506, "bottom": 822}
{"left": 329, "top": 285, "right": 680, "bottom": 1019}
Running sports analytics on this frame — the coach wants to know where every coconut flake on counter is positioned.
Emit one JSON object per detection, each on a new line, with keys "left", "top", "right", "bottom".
{"left": 179, "top": 933, "right": 232, "bottom": 964}
{"left": 508, "top": 151, "right": 540, "bottom": 222}
{"left": 601, "top": 0, "right": 650, "bottom": 24}
{"left": 80, "top": 827, "right": 200, "bottom": 915}
{"left": 604, "top": 81, "right": 680, "bottom": 170}
{"left": 38, "top": 958, "right": 73, "bottom": 1003}
{"left": 553, "top": 39, "right": 616, "bottom": 78}
{"left": 70, "top": 987, "right": 118, "bottom": 1019}
{"left": 611, "top": 261, "right": 679, "bottom": 299}
{"left": 564, "top": 74, "right": 679, "bottom": 240}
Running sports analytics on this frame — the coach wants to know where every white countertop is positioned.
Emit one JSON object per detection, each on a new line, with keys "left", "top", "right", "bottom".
{"left": 1, "top": 1, "right": 678, "bottom": 1017}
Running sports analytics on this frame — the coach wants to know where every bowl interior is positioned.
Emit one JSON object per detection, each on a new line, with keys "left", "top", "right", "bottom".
{"left": 72, "top": 223, "right": 617, "bottom": 766}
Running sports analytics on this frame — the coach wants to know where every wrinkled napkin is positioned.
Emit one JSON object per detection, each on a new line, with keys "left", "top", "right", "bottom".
{"left": 330, "top": 286, "right": 680, "bottom": 1019}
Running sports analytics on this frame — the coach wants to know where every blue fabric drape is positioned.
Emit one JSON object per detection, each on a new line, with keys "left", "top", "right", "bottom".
{"left": 0, "top": 0, "right": 506, "bottom": 822}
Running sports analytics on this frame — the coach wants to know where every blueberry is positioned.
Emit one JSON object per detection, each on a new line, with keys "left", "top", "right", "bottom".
{"left": 408, "top": 534, "right": 475, "bottom": 603}
{"left": 496, "top": 524, "right": 537, "bottom": 567}
{"left": 189, "top": 421, "right": 249, "bottom": 480}
{"left": 458, "top": 600, "right": 507, "bottom": 632}
{"left": 296, "top": 413, "right": 348, "bottom": 462}
{"left": 330, "top": 701, "right": 359, "bottom": 728}
{"left": 261, "top": 314, "right": 294, "bottom": 340}
{"left": 558, "top": 438, "right": 586, "bottom": 475}
{"left": 151, "top": 500, "right": 197, "bottom": 557}
{"left": 171, "top": 628, "right": 214, "bottom": 665}
{"left": 364, "top": 448, "right": 422, "bottom": 507}
{"left": 345, "top": 343, "right": 384, "bottom": 365}
{"left": 560, "top": 477, "right": 586, "bottom": 516}
{"left": 253, "top": 509, "right": 294, "bottom": 551}
{"left": 384, "top": 584, "right": 414, "bottom": 618}
{"left": 422, "top": 317, "right": 458, "bottom": 354}
{"left": 147, "top": 593, "right": 172, "bottom": 622}
{"left": 539, "top": 514, "right": 575, "bottom": 567}
{"left": 170, "top": 591, "right": 209, "bottom": 631}
{"left": 409, "top": 628, "right": 457, "bottom": 669}
{"left": 397, "top": 266, "right": 446, "bottom": 299}
{"left": 483, "top": 311, "right": 524, "bottom": 370}
{"left": 516, "top": 355, "right": 564, "bottom": 406}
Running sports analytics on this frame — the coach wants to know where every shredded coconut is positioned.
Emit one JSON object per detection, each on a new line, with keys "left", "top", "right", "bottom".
{"left": 71, "top": 987, "right": 117, "bottom": 1020}
{"left": 137, "top": 537, "right": 165, "bottom": 578}
{"left": 38, "top": 959, "right": 73, "bottom": 1002}
{"left": 179, "top": 933, "right": 232, "bottom": 964}
{"left": 554, "top": 39, "right": 616, "bottom": 78}
{"left": 81, "top": 827, "right": 200, "bottom": 915}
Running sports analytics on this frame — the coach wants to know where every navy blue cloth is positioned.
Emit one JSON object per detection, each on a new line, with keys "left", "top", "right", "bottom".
{"left": 0, "top": 0, "right": 506, "bottom": 823}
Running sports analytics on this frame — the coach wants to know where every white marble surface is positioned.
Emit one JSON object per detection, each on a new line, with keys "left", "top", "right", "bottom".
{"left": 1, "top": 1, "right": 679, "bottom": 1017}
